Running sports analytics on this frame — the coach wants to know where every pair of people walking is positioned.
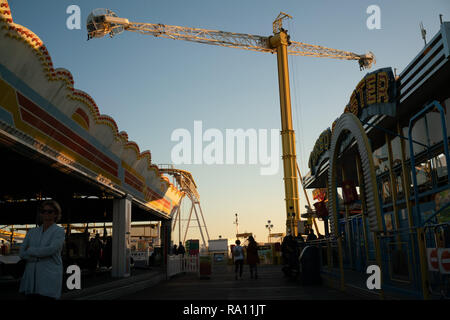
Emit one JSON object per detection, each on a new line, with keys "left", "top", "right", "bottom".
{"left": 233, "top": 236, "right": 259, "bottom": 280}
{"left": 171, "top": 242, "right": 186, "bottom": 256}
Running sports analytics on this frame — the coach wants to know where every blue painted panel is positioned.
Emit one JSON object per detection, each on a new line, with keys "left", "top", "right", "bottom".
{"left": 0, "top": 106, "right": 14, "bottom": 126}
{"left": 441, "top": 22, "right": 450, "bottom": 58}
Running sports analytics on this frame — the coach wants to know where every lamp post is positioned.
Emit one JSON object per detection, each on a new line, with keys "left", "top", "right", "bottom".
{"left": 265, "top": 220, "right": 273, "bottom": 243}
{"left": 233, "top": 213, "right": 239, "bottom": 238}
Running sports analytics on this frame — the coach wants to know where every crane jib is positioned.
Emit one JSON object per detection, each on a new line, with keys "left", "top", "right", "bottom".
{"left": 88, "top": 10, "right": 374, "bottom": 68}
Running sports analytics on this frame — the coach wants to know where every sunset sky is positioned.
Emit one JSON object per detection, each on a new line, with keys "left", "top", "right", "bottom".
{"left": 7, "top": 0, "right": 450, "bottom": 244}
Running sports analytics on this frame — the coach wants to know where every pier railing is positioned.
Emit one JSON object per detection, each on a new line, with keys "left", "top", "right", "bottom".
{"left": 378, "top": 228, "right": 423, "bottom": 298}
{"left": 303, "top": 224, "right": 450, "bottom": 299}
{"left": 302, "top": 238, "right": 339, "bottom": 269}
{"left": 423, "top": 223, "right": 450, "bottom": 299}
{"left": 167, "top": 254, "right": 199, "bottom": 278}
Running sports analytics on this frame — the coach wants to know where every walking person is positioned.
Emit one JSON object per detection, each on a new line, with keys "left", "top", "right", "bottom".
{"left": 177, "top": 242, "right": 186, "bottom": 257}
{"left": 233, "top": 240, "right": 244, "bottom": 280}
{"left": 19, "top": 200, "right": 65, "bottom": 300}
{"left": 246, "top": 236, "right": 260, "bottom": 279}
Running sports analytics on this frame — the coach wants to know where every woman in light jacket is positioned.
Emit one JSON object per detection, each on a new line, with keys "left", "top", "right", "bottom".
{"left": 19, "top": 200, "right": 65, "bottom": 300}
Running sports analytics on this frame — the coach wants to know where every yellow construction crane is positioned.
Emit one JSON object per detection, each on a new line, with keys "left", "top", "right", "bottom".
{"left": 86, "top": 9, "right": 375, "bottom": 236}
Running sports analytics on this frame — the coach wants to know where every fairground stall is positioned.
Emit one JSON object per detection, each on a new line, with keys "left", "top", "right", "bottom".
{"left": 0, "top": 0, "right": 183, "bottom": 281}
{"left": 303, "top": 20, "right": 450, "bottom": 299}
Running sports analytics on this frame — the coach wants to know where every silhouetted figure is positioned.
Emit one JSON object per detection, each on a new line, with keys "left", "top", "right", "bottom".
{"left": 306, "top": 229, "right": 317, "bottom": 242}
{"left": 102, "top": 236, "right": 112, "bottom": 268}
{"left": 1, "top": 240, "right": 6, "bottom": 255}
{"left": 246, "top": 236, "right": 260, "bottom": 279}
{"left": 88, "top": 233, "right": 103, "bottom": 273}
{"left": 233, "top": 240, "right": 244, "bottom": 280}
{"left": 177, "top": 242, "right": 186, "bottom": 256}
{"left": 281, "top": 234, "right": 299, "bottom": 278}
{"left": 172, "top": 244, "right": 178, "bottom": 255}
{"left": 295, "top": 234, "right": 305, "bottom": 253}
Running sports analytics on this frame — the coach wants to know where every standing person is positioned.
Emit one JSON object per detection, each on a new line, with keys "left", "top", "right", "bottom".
{"left": 87, "top": 233, "right": 102, "bottom": 273}
{"left": 246, "top": 236, "right": 260, "bottom": 279}
{"left": 295, "top": 234, "right": 305, "bottom": 254}
{"left": 287, "top": 235, "right": 299, "bottom": 268}
{"left": 87, "top": 237, "right": 96, "bottom": 272}
{"left": 19, "top": 200, "right": 65, "bottom": 300}
{"left": 172, "top": 244, "right": 178, "bottom": 255}
{"left": 92, "top": 233, "right": 103, "bottom": 269}
{"left": 103, "top": 236, "right": 113, "bottom": 269}
{"left": 306, "top": 229, "right": 317, "bottom": 242}
{"left": 233, "top": 240, "right": 244, "bottom": 280}
{"left": 281, "top": 233, "right": 299, "bottom": 278}
{"left": 1, "top": 240, "right": 6, "bottom": 255}
{"left": 281, "top": 235, "right": 289, "bottom": 265}
{"left": 177, "top": 242, "right": 186, "bottom": 257}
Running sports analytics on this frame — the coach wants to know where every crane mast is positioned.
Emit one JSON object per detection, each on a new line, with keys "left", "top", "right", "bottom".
{"left": 87, "top": 9, "right": 375, "bottom": 236}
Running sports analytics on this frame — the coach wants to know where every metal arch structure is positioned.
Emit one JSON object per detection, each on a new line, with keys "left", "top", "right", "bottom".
{"left": 327, "top": 112, "right": 383, "bottom": 291}
{"left": 327, "top": 113, "right": 382, "bottom": 235}
{"left": 159, "top": 165, "right": 210, "bottom": 248}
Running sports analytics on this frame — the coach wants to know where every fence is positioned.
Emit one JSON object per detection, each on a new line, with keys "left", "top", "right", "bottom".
{"left": 307, "top": 224, "right": 450, "bottom": 299}
{"left": 130, "top": 249, "right": 151, "bottom": 267}
{"left": 378, "top": 228, "right": 423, "bottom": 298}
{"left": 304, "top": 238, "right": 339, "bottom": 268}
{"left": 304, "top": 238, "right": 341, "bottom": 281}
{"left": 423, "top": 223, "right": 450, "bottom": 298}
{"left": 167, "top": 254, "right": 199, "bottom": 278}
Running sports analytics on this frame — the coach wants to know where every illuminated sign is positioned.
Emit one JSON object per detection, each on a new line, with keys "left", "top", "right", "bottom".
{"left": 308, "top": 68, "right": 398, "bottom": 179}
{"left": 312, "top": 188, "right": 327, "bottom": 202}
{"left": 344, "top": 67, "right": 397, "bottom": 121}
{"left": 308, "top": 128, "right": 331, "bottom": 176}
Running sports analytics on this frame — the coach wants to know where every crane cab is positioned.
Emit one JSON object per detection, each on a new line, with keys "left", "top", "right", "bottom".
{"left": 87, "top": 8, "right": 128, "bottom": 40}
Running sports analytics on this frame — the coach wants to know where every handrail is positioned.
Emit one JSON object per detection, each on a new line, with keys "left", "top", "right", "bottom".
{"left": 361, "top": 119, "right": 429, "bottom": 149}
{"left": 423, "top": 202, "right": 450, "bottom": 225}
{"left": 422, "top": 223, "right": 450, "bottom": 299}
